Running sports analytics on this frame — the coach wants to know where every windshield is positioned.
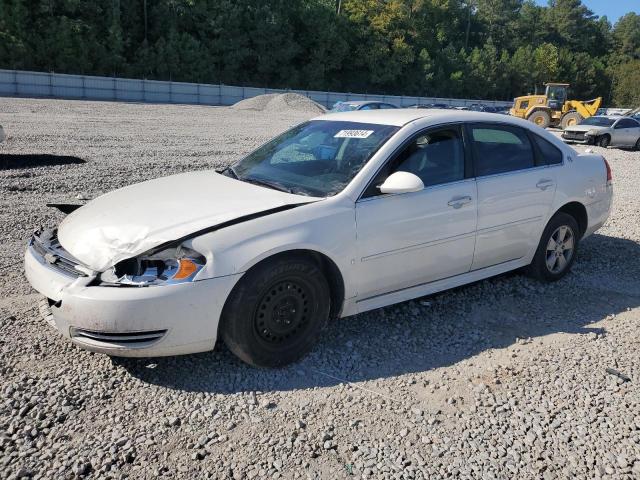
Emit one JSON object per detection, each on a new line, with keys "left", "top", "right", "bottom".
{"left": 331, "top": 102, "right": 359, "bottom": 112}
{"left": 580, "top": 116, "right": 615, "bottom": 127}
{"left": 228, "top": 120, "right": 399, "bottom": 197}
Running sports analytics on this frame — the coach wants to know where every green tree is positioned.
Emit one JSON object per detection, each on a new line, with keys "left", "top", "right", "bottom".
{"left": 0, "top": 0, "right": 638, "bottom": 104}
{"left": 612, "top": 60, "right": 640, "bottom": 107}
{"left": 613, "top": 13, "right": 640, "bottom": 59}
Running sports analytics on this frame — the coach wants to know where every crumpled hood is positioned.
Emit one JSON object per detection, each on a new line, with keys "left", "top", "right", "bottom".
{"left": 58, "top": 171, "right": 317, "bottom": 271}
{"left": 565, "top": 125, "right": 608, "bottom": 133}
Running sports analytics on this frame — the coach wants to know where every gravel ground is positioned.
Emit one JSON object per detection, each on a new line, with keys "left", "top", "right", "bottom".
{"left": 1, "top": 98, "right": 639, "bottom": 480}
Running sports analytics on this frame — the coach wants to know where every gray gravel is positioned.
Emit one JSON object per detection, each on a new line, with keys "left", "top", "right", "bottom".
{"left": 232, "top": 93, "right": 326, "bottom": 114}
{"left": 1, "top": 98, "right": 639, "bottom": 480}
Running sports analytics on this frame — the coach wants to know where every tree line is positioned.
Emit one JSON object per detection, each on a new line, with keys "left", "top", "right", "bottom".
{"left": 1, "top": 0, "right": 639, "bottom": 106}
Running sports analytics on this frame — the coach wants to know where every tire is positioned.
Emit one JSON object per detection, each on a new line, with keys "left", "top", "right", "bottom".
{"left": 528, "top": 110, "right": 551, "bottom": 128}
{"left": 598, "top": 135, "right": 610, "bottom": 148}
{"left": 527, "top": 212, "right": 580, "bottom": 282}
{"left": 560, "top": 111, "right": 583, "bottom": 130}
{"left": 635, "top": 137, "right": 640, "bottom": 151}
{"left": 220, "top": 255, "right": 330, "bottom": 367}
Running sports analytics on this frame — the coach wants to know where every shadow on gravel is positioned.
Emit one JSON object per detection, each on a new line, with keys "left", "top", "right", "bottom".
{"left": 0, "top": 154, "right": 86, "bottom": 170}
{"left": 116, "top": 233, "right": 640, "bottom": 394}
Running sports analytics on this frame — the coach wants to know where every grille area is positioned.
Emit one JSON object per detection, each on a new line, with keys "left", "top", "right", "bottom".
{"left": 31, "top": 229, "right": 85, "bottom": 278}
{"left": 563, "top": 131, "right": 586, "bottom": 141}
{"left": 70, "top": 327, "right": 167, "bottom": 348}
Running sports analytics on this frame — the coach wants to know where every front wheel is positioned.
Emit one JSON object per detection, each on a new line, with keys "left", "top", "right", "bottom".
{"left": 527, "top": 213, "right": 580, "bottom": 282}
{"left": 220, "top": 256, "right": 330, "bottom": 367}
{"left": 635, "top": 137, "right": 640, "bottom": 151}
{"left": 598, "top": 135, "right": 610, "bottom": 148}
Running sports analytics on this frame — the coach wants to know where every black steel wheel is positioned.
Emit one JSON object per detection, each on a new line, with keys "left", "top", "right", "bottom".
{"left": 221, "top": 255, "right": 330, "bottom": 367}
{"left": 254, "top": 279, "right": 312, "bottom": 345}
{"left": 598, "top": 135, "right": 610, "bottom": 148}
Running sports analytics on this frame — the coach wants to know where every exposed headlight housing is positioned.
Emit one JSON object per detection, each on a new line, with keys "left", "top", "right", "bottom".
{"left": 585, "top": 130, "right": 599, "bottom": 137}
{"left": 99, "top": 246, "right": 205, "bottom": 286}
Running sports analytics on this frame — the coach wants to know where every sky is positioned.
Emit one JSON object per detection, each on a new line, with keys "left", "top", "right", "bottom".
{"left": 534, "top": 0, "right": 639, "bottom": 23}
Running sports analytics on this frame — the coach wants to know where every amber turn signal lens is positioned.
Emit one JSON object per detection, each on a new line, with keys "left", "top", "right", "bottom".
{"left": 173, "top": 259, "right": 198, "bottom": 280}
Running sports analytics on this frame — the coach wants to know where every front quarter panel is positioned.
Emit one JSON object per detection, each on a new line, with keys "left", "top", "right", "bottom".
{"left": 189, "top": 198, "right": 358, "bottom": 299}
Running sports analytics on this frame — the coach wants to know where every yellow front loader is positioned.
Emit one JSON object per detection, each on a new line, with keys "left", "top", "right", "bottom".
{"left": 509, "top": 83, "right": 602, "bottom": 130}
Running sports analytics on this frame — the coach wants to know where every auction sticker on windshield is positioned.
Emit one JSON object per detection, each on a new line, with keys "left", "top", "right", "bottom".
{"left": 334, "top": 129, "right": 374, "bottom": 139}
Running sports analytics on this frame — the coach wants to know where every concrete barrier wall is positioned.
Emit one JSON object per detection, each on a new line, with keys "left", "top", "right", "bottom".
{"left": 0, "top": 69, "right": 513, "bottom": 109}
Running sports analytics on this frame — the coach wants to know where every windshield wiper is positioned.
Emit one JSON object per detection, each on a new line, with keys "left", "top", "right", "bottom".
{"left": 242, "top": 177, "right": 295, "bottom": 194}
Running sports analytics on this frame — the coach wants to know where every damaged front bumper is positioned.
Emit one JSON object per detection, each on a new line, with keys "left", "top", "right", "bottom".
{"left": 24, "top": 230, "right": 241, "bottom": 357}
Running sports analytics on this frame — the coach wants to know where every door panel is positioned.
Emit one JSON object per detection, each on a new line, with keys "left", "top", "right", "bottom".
{"left": 613, "top": 120, "right": 640, "bottom": 145}
{"left": 622, "top": 128, "right": 640, "bottom": 145}
{"left": 611, "top": 127, "right": 626, "bottom": 145}
{"left": 472, "top": 168, "right": 556, "bottom": 270}
{"left": 468, "top": 123, "right": 557, "bottom": 271}
{"left": 355, "top": 180, "right": 477, "bottom": 298}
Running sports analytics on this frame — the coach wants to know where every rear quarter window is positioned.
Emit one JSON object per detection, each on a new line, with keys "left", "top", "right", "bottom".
{"left": 531, "top": 134, "right": 563, "bottom": 165}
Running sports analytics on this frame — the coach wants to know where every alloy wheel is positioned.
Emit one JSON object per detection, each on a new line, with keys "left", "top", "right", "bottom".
{"left": 545, "top": 225, "right": 575, "bottom": 274}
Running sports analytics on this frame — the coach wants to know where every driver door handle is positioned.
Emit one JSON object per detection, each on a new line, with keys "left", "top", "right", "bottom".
{"left": 447, "top": 195, "right": 472, "bottom": 209}
{"left": 536, "top": 179, "right": 555, "bottom": 191}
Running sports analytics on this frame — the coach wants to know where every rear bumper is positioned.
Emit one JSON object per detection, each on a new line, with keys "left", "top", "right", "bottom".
{"left": 25, "top": 245, "right": 242, "bottom": 357}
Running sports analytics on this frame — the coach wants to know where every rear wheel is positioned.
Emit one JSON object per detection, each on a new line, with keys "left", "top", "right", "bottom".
{"left": 560, "top": 111, "right": 583, "bottom": 130}
{"left": 221, "top": 255, "right": 330, "bottom": 367}
{"left": 598, "top": 135, "right": 610, "bottom": 148}
{"left": 635, "top": 137, "right": 640, "bottom": 151}
{"left": 528, "top": 110, "right": 551, "bottom": 128}
{"left": 527, "top": 213, "right": 580, "bottom": 282}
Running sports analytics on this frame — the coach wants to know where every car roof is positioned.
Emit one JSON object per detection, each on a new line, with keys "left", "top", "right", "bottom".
{"left": 313, "top": 109, "right": 529, "bottom": 127}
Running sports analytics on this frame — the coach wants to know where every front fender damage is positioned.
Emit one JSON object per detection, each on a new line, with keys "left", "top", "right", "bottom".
{"left": 52, "top": 203, "right": 310, "bottom": 274}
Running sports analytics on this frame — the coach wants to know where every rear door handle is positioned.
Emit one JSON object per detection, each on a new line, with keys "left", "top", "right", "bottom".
{"left": 536, "top": 179, "right": 554, "bottom": 190}
{"left": 447, "top": 195, "right": 472, "bottom": 209}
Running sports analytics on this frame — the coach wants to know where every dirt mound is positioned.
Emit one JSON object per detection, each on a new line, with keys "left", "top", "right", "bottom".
{"left": 232, "top": 93, "right": 326, "bottom": 114}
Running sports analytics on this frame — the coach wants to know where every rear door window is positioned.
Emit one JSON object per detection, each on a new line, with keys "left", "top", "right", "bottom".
{"left": 470, "top": 125, "right": 535, "bottom": 176}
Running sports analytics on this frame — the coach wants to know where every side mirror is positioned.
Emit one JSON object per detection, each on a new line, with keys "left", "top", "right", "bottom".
{"left": 378, "top": 171, "right": 424, "bottom": 194}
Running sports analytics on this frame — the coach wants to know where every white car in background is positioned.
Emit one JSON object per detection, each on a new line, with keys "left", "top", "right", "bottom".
{"left": 25, "top": 110, "right": 613, "bottom": 367}
{"left": 561, "top": 115, "right": 640, "bottom": 149}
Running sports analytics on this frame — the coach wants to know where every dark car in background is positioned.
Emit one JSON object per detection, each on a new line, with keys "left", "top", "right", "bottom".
{"left": 468, "top": 104, "right": 498, "bottom": 113}
{"left": 407, "top": 103, "right": 450, "bottom": 109}
{"left": 331, "top": 100, "right": 398, "bottom": 112}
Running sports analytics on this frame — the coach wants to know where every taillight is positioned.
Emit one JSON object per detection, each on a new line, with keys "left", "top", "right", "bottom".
{"left": 604, "top": 158, "right": 612, "bottom": 182}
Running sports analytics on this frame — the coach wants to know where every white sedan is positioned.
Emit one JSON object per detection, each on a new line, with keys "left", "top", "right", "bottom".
{"left": 25, "top": 110, "right": 613, "bottom": 367}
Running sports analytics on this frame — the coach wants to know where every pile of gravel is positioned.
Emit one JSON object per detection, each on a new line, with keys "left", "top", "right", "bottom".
{"left": 232, "top": 93, "right": 326, "bottom": 115}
